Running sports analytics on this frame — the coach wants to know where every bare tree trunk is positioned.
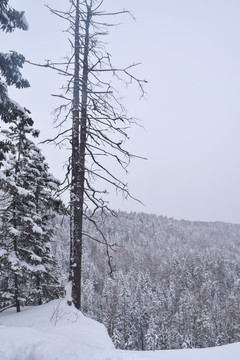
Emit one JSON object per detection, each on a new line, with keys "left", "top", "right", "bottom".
{"left": 13, "top": 235, "right": 20, "bottom": 312}
{"left": 13, "top": 141, "right": 21, "bottom": 313}
{"left": 36, "top": 274, "right": 42, "bottom": 306}
{"left": 70, "top": 1, "right": 91, "bottom": 311}
{"left": 41, "top": 0, "right": 146, "bottom": 311}
{"left": 69, "top": 0, "right": 81, "bottom": 309}
{"left": 14, "top": 274, "right": 20, "bottom": 312}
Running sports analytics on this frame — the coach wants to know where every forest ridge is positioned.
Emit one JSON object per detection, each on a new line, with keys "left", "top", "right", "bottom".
{"left": 54, "top": 211, "right": 240, "bottom": 350}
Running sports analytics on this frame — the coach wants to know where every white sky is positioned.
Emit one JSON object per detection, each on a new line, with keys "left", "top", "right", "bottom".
{"left": 2, "top": 0, "right": 240, "bottom": 224}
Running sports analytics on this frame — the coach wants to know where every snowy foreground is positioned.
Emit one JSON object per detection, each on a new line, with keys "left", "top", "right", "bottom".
{"left": 0, "top": 299, "right": 239, "bottom": 360}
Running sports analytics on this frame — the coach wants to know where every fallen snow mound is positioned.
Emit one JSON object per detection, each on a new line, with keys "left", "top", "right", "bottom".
{"left": 0, "top": 299, "right": 114, "bottom": 360}
{"left": 0, "top": 299, "right": 240, "bottom": 360}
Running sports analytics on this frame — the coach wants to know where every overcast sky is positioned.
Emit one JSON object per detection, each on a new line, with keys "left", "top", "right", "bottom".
{"left": 3, "top": 0, "right": 240, "bottom": 224}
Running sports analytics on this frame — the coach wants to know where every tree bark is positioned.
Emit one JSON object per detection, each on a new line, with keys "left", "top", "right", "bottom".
{"left": 70, "top": 0, "right": 91, "bottom": 310}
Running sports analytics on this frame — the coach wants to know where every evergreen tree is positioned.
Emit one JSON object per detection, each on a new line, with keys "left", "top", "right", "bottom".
{"left": 0, "top": 117, "right": 63, "bottom": 312}
{"left": 0, "top": 1, "right": 30, "bottom": 165}
{"left": 112, "top": 328, "right": 124, "bottom": 349}
{"left": 146, "top": 315, "right": 158, "bottom": 351}
{"left": 0, "top": 0, "right": 28, "bottom": 33}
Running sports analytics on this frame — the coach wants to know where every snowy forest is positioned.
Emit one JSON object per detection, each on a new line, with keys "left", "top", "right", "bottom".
{"left": 52, "top": 211, "right": 240, "bottom": 350}
{"left": 1, "top": 0, "right": 240, "bottom": 357}
{"left": 2, "top": 205, "right": 240, "bottom": 351}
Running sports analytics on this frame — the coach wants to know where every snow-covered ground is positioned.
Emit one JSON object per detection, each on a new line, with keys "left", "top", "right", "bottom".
{"left": 0, "top": 299, "right": 239, "bottom": 360}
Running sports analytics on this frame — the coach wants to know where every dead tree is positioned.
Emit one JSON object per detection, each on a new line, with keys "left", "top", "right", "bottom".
{"left": 32, "top": 0, "right": 147, "bottom": 310}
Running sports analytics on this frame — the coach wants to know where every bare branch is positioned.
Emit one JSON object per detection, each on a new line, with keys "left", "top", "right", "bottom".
{"left": 42, "top": 0, "right": 146, "bottom": 308}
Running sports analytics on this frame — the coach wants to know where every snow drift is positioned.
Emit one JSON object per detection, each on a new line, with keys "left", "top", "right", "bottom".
{"left": 0, "top": 299, "right": 240, "bottom": 360}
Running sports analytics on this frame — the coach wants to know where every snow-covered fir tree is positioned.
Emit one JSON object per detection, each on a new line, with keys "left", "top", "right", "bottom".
{"left": 0, "top": 0, "right": 30, "bottom": 165}
{"left": 146, "top": 315, "right": 158, "bottom": 351}
{"left": 0, "top": 117, "right": 64, "bottom": 312}
{"left": 112, "top": 328, "right": 124, "bottom": 350}
{"left": 0, "top": 0, "right": 28, "bottom": 33}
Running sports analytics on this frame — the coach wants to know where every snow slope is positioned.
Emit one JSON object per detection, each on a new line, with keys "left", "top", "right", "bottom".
{"left": 0, "top": 299, "right": 239, "bottom": 360}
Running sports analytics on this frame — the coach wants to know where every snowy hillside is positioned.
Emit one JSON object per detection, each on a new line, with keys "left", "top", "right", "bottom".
{"left": 0, "top": 300, "right": 239, "bottom": 360}
{"left": 54, "top": 212, "right": 240, "bottom": 350}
